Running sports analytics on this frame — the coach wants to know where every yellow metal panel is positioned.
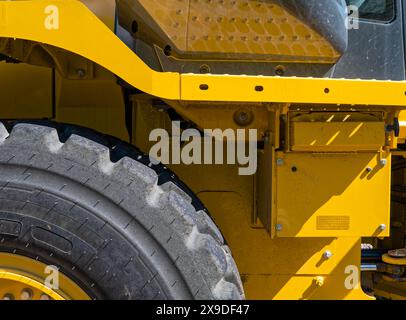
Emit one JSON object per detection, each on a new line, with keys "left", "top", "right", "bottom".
{"left": 244, "top": 275, "right": 373, "bottom": 300}
{"left": 130, "top": 97, "right": 391, "bottom": 300}
{"left": 181, "top": 74, "right": 406, "bottom": 106}
{"left": 291, "top": 122, "right": 385, "bottom": 152}
{"left": 194, "top": 189, "right": 374, "bottom": 299}
{"left": 55, "top": 66, "right": 129, "bottom": 141}
{"left": 0, "top": 1, "right": 406, "bottom": 108}
{"left": 399, "top": 110, "right": 406, "bottom": 143}
{"left": 123, "top": 0, "right": 339, "bottom": 61}
{"left": 185, "top": 0, "right": 338, "bottom": 59}
{"left": 276, "top": 153, "right": 391, "bottom": 237}
{"left": 0, "top": 0, "right": 179, "bottom": 100}
{"left": 382, "top": 254, "right": 406, "bottom": 266}
{"left": 137, "top": 0, "right": 189, "bottom": 51}
{"left": 80, "top": 0, "right": 116, "bottom": 30}
{"left": 0, "top": 62, "right": 52, "bottom": 119}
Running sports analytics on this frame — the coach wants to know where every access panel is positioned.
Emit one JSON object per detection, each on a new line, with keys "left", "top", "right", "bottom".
{"left": 276, "top": 152, "right": 390, "bottom": 238}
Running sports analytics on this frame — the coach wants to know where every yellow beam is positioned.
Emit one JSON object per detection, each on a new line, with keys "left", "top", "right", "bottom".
{"left": 0, "top": 0, "right": 406, "bottom": 108}
{"left": 0, "top": 0, "right": 180, "bottom": 100}
{"left": 181, "top": 74, "right": 406, "bottom": 106}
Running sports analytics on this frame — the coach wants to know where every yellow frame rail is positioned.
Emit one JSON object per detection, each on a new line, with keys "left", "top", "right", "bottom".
{"left": 0, "top": 0, "right": 406, "bottom": 107}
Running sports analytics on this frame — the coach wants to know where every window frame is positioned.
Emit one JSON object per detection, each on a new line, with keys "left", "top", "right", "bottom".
{"left": 346, "top": 0, "right": 396, "bottom": 23}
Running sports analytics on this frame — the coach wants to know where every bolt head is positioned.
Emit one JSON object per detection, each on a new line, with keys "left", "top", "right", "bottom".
{"left": 275, "top": 224, "right": 283, "bottom": 232}
{"left": 380, "top": 159, "right": 388, "bottom": 167}
{"left": 379, "top": 224, "right": 387, "bottom": 231}
{"left": 20, "top": 289, "right": 33, "bottom": 300}
{"left": 199, "top": 64, "right": 211, "bottom": 74}
{"left": 323, "top": 250, "right": 333, "bottom": 259}
{"left": 315, "top": 276, "right": 325, "bottom": 287}
{"left": 233, "top": 109, "right": 254, "bottom": 126}
{"left": 76, "top": 68, "right": 86, "bottom": 78}
{"left": 276, "top": 159, "right": 284, "bottom": 166}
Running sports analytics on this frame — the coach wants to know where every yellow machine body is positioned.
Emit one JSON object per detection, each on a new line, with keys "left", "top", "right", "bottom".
{"left": 0, "top": 0, "right": 406, "bottom": 300}
{"left": 118, "top": 0, "right": 340, "bottom": 61}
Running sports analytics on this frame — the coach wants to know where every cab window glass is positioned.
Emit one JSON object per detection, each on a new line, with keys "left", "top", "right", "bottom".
{"left": 346, "top": 0, "right": 395, "bottom": 22}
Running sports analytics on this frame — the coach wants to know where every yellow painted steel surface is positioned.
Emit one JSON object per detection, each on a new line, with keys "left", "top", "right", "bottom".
{"left": 382, "top": 254, "right": 406, "bottom": 266}
{"left": 0, "top": 0, "right": 179, "bottom": 100}
{"left": 290, "top": 122, "right": 385, "bottom": 152}
{"left": 0, "top": 253, "right": 90, "bottom": 300}
{"left": 54, "top": 65, "right": 130, "bottom": 141}
{"left": 0, "top": 272, "right": 64, "bottom": 300}
{"left": 172, "top": 163, "right": 373, "bottom": 299}
{"left": 0, "top": 0, "right": 405, "bottom": 107}
{"left": 132, "top": 98, "right": 375, "bottom": 300}
{"left": 275, "top": 153, "right": 391, "bottom": 238}
{"left": 0, "top": 0, "right": 404, "bottom": 301}
{"left": 130, "top": 0, "right": 339, "bottom": 60}
{"left": 0, "top": 62, "right": 52, "bottom": 119}
{"left": 180, "top": 74, "right": 406, "bottom": 106}
{"left": 399, "top": 110, "right": 406, "bottom": 143}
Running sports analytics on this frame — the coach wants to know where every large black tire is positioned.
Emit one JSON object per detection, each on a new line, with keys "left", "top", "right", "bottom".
{"left": 0, "top": 121, "right": 244, "bottom": 300}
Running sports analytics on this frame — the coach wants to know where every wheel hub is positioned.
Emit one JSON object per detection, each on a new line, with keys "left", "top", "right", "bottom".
{"left": 0, "top": 253, "right": 90, "bottom": 300}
